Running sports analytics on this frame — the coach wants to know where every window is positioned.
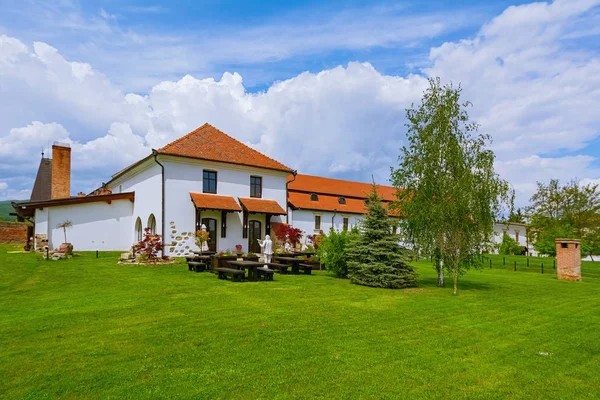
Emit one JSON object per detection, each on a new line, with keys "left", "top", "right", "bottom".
{"left": 343, "top": 217, "right": 349, "bottom": 231}
{"left": 250, "top": 176, "right": 262, "bottom": 198}
{"left": 338, "top": 197, "right": 346, "bottom": 204}
{"left": 314, "top": 215, "right": 321, "bottom": 230}
{"left": 147, "top": 214, "right": 156, "bottom": 235}
{"left": 561, "top": 243, "right": 568, "bottom": 248}
{"left": 203, "top": 170, "right": 217, "bottom": 194}
{"left": 515, "top": 230, "right": 519, "bottom": 243}
{"left": 135, "top": 217, "right": 142, "bottom": 242}
{"left": 310, "top": 193, "right": 318, "bottom": 201}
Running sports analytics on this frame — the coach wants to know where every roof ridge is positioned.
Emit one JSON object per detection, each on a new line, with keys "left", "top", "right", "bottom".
{"left": 293, "top": 173, "right": 395, "bottom": 189}
{"left": 158, "top": 123, "right": 210, "bottom": 152}
{"left": 202, "top": 124, "right": 292, "bottom": 172}
{"left": 158, "top": 123, "right": 292, "bottom": 172}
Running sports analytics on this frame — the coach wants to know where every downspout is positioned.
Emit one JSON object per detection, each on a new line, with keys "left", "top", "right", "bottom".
{"left": 286, "top": 170, "right": 298, "bottom": 224}
{"left": 332, "top": 209, "right": 337, "bottom": 231}
{"left": 152, "top": 149, "right": 166, "bottom": 255}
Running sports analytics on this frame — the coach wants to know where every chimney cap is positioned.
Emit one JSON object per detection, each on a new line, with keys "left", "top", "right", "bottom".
{"left": 52, "top": 142, "right": 70, "bottom": 148}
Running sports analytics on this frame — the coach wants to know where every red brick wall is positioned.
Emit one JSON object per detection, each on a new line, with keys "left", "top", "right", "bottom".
{"left": 555, "top": 239, "right": 581, "bottom": 281}
{"left": 51, "top": 144, "right": 71, "bottom": 199}
{"left": 0, "top": 222, "right": 29, "bottom": 244}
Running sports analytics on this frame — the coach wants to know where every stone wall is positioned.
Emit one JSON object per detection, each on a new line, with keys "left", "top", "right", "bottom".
{"left": 0, "top": 222, "right": 30, "bottom": 245}
{"left": 555, "top": 239, "right": 581, "bottom": 281}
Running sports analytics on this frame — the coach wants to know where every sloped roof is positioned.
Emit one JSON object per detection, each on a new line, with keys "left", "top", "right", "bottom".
{"left": 238, "top": 198, "right": 287, "bottom": 215}
{"left": 158, "top": 123, "right": 293, "bottom": 173}
{"left": 288, "top": 191, "right": 398, "bottom": 216}
{"left": 30, "top": 158, "right": 52, "bottom": 201}
{"left": 288, "top": 174, "right": 398, "bottom": 201}
{"left": 190, "top": 193, "right": 242, "bottom": 212}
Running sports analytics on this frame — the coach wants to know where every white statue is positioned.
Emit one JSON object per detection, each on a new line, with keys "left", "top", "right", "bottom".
{"left": 200, "top": 224, "right": 209, "bottom": 252}
{"left": 284, "top": 234, "right": 293, "bottom": 253}
{"left": 257, "top": 235, "right": 273, "bottom": 264}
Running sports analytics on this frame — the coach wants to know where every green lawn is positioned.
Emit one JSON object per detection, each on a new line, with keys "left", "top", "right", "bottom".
{"left": 1, "top": 246, "right": 599, "bottom": 399}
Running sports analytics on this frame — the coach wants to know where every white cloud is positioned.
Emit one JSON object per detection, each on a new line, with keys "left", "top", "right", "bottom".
{"left": 0, "top": 182, "right": 7, "bottom": 190}
{"left": 1, "top": 0, "right": 600, "bottom": 205}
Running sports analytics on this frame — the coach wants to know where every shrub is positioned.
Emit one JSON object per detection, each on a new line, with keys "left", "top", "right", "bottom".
{"left": 133, "top": 227, "right": 164, "bottom": 262}
{"left": 498, "top": 233, "right": 523, "bottom": 255}
{"left": 317, "top": 227, "right": 359, "bottom": 278}
{"left": 274, "top": 224, "right": 303, "bottom": 249}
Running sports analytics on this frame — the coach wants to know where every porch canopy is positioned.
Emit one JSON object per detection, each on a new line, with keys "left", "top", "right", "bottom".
{"left": 238, "top": 197, "right": 286, "bottom": 239}
{"left": 190, "top": 193, "right": 242, "bottom": 212}
{"left": 190, "top": 193, "right": 242, "bottom": 239}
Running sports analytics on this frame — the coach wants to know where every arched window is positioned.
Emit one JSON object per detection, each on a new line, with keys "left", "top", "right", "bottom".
{"left": 338, "top": 197, "right": 346, "bottom": 204}
{"left": 135, "top": 217, "right": 143, "bottom": 242}
{"left": 147, "top": 214, "right": 156, "bottom": 235}
{"left": 310, "top": 193, "right": 318, "bottom": 201}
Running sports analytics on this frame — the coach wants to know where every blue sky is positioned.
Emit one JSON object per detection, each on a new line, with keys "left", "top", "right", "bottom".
{"left": 1, "top": 0, "right": 599, "bottom": 206}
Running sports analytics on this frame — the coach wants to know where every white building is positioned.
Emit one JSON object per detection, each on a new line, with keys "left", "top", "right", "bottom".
{"left": 15, "top": 124, "right": 291, "bottom": 255}
{"left": 14, "top": 123, "right": 525, "bottom": 256}
{"left": 491, "top": 221, "right": 536, "bottom": 256}
{"left": 287, "top": 174, "right": 398, "bottom": 243}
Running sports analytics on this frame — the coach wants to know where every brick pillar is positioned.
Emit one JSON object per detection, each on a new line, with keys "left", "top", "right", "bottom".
{"left": 555, "top": 239, "right": 581, "bottom": 281}
{"left": 51, "top": 144, "right": 71, "bottom": 199}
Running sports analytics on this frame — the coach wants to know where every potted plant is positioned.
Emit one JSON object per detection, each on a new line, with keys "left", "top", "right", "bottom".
{"left": 215, "top": 249, "right": 237, "bottom": 269}
{"left": 243, "top": 251, "right": 259, "bottom": 262}
{"left": 235, "top": 244, "right": 243, "bottom": 256}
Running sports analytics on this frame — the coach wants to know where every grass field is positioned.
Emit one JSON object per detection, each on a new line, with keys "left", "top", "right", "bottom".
{"left": 1, "top": 245, "right": 599, "bottom": 399}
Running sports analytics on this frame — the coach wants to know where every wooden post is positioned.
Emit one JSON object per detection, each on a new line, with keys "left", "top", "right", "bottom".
{"left": 503, "top": 256, "right": 506, "bottom": 266}
{"left": 514, "top": 261, "right": 516, "bottom": 271}
{"left": 489, "top": 259, "right": 492, "bottom": 269}
{"left": 541, "top": 263, "right": 544, "bottom": 274}
{"left": 96, "top": 250, "right": 99, "bottom": 259}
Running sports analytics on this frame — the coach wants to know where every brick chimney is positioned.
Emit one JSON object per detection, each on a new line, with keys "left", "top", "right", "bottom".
{"left": 51, "top": 143, "right": 71, "bottom": 199}
{"left": 555, "top": 239, "right": 581, "bottom": 281}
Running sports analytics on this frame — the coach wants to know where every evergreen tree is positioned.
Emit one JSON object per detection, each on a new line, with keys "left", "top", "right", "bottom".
{"left": 347, "top": 184, "right": 417, "bottom": 289}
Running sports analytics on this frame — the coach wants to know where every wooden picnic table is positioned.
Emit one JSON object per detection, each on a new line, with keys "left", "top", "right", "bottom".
{"left": 274, "top": 256, "right": 304, "bottom": 274}
{"left": 192, "top": 250, "right": 216, "bottom": 256}
{"left": 227, "top": 260, "right": 265, "bottom": 281}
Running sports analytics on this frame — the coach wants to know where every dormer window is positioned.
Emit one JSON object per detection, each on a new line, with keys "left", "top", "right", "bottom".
{"left": 338, "top": 197, "right": 346, "bottom": 205}
{"left": 310, "top": 193, "right": 318, "bottom": 201}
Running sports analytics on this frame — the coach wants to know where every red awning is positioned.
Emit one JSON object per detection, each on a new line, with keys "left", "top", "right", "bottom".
{"left": 238, "top": 197, "right": 287, "bottom": 215}
{"left": 190, "top": 193, "right": 242, "bottom": 212}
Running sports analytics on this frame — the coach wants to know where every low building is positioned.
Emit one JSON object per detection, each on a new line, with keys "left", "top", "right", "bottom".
{"left": 287, "top": 174, "right": 398, "bottom": 244}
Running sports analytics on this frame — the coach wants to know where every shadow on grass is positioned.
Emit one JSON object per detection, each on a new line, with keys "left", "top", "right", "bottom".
{"left": 417, "top": 275, "right": 494, "bottom": 291}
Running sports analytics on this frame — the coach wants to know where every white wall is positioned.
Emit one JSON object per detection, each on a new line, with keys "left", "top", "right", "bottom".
{"left": 491, "top": 222, "right": 535, "bottom": 255}
{"left": 39, "top": 199, "right": 134, "bottom": 251}
{"left": 110, "top": 160, "right": 162, "bottom": 243}
{"left": 289, "top": 209, "right": 364, "bottom": 244}
{"left": 162, "top": 156, "right": 288, "bottom": 255}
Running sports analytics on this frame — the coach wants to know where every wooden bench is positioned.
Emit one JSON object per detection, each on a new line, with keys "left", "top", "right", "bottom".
{"left": 266, "top": 263, "right": 289, "bottom": 274}
{"left": 188, "top": 261, "right": 207, "bottom": 272}
{"left": 216, "top": 267, "right": 245, "bottom": 282}
{"left": 257, "top": 267, "right": 275, "bottom": 281}
{"left": 298, "top": 264, "right": 313, "bottom": 275}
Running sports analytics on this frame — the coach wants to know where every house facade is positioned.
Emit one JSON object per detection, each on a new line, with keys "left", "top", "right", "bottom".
{"left": 13, "top": 123, "right": 527, "bottom": 256}
{"left": 287, "top": 174, "right": 399, "bottom": 244}
{"left": 15, "top": 124, "right": 291, "bottom": 255}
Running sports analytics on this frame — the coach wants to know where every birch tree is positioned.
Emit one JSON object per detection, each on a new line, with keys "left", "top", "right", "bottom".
{"left": 391, "top": 77, "right": 509, "bottom": 294}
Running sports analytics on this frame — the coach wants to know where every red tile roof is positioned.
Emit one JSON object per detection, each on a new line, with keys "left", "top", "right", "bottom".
{"left": 239, "top": 198, "right": 287, "bottom": 215}
{"left": 288, "top": 174, "right": 398, "bottom": 201}
{"left": 158, "top": 123, "right": 293, "bottom": 173}
{"left": 190, "top": 193, "right": 242, "bottom": 212}
{"left": 288, "top": 191, "right": 398, "bottom": 216}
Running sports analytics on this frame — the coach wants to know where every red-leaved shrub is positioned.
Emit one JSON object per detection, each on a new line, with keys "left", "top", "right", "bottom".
{"left": 133, "top": 227, "right": 164, "bottom": 262}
